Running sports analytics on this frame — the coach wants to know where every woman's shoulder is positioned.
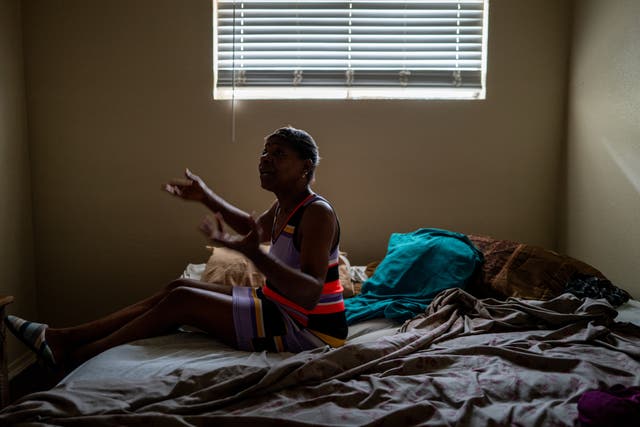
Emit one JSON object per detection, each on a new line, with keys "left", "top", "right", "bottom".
{"left": 306, "top": 194, "right": 336, "bottom": 214}
{"left": 296, "top": 194, "right": 340, "bottom": 248}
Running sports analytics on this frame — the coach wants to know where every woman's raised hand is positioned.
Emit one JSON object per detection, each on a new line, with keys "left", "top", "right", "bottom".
{"left": 199, "top": 213, "right": 261, "bottom": 259}
{"left": 163, "top": 169, "right": 209, "bottom": 202}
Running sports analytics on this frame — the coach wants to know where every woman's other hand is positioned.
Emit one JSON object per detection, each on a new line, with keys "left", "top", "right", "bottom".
{"left": 163, "top": 169, "right": 209, "bottom": 202}
{"left": 200, "top": 213, "right": 261, "bottom": 259}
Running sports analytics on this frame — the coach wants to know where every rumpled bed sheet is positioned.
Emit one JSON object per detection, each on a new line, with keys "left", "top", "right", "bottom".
{"left": 2, "top": 289, "right": 639, "bottom": 426}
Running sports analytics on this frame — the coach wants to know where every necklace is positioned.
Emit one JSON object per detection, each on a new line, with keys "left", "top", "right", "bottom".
{"left": 271, "top": 192, "right": 315, "bottom": 242}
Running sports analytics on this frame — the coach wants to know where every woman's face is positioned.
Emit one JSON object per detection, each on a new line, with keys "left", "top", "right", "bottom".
{"left": 258, "top": 136, "right": 308, "bottom": 192}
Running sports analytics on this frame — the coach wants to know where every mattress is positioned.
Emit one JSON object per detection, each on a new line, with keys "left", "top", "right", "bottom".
{"left": 2, "top": 264, "right": 639, "bottom": 426}
{"left": 60, "top": 263, "right": 640, "bottom": 385}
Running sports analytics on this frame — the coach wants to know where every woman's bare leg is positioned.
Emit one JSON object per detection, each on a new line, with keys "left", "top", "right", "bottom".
{"left": 45, "top": 279, "right": 234, "bottom": 364}
{"left": 167, "top": 278, "right": 233, "bottom": 296}
{"left": 67, "top": 286, "right": 235, "bottom": 367}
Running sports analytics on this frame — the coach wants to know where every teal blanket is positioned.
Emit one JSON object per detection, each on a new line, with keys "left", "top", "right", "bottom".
{"left": 344, "top": 228, "right": 483, "bottom": 324}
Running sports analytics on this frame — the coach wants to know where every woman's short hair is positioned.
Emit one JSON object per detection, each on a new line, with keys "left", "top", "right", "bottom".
{"left": 266, "top": 126, "right": 320, "bottom": 167}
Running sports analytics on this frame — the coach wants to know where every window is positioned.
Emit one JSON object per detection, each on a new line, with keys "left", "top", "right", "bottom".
{"left": 213, "top": 1, "right": 488, "bottom": 100}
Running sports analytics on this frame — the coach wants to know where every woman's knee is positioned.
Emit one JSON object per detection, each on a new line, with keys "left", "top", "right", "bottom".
{"left": 153, "top": 286, "right": 202, "bottom": 322}
{"left": 164, "top": 278, "right": 190, "bottom": 293}
{"left": 164, "top": 278, "right": 233, "bottom": 296}
{"left": 164, "top": 285, "right": 199, "bottom": 305}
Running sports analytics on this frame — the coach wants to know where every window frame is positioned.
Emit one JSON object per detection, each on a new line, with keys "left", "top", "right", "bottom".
{"left": 212, "top": 0, "right": 490, "bottom": 100}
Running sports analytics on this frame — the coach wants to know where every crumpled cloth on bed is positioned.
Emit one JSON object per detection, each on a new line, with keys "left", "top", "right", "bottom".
{"left": 2, "top": 289, "right": 638, "bottom": 427}
{"left": 344, "top": 228, "right": 483, "bottom": 324}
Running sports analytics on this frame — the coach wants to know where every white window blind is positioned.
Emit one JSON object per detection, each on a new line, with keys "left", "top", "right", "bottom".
{"left": 213, "top": 0, "right": 488, "bottom": 100}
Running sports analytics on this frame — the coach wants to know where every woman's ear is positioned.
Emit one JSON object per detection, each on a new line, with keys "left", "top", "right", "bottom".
{"left": 301, "top": 159, "right": 314, "bottom": 182}
{"left": 303, "top": 159, "right": 313, "bottom": 173}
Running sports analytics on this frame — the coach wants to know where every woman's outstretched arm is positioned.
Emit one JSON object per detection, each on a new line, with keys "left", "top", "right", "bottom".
{"left": 164, "top": 168, "right": 275, "bottom": 243}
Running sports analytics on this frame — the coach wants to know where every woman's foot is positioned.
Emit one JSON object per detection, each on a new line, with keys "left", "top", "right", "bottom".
{"left": 4, "top": 315, "right": 59, "bottom": 369}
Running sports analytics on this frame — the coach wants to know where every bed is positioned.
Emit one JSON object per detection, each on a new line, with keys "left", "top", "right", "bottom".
{"left": 1, "top": 236, "right": 639, "bottom": 426}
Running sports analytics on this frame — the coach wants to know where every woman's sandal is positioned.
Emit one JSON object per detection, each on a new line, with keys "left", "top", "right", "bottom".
{"left": 4, "top": 315, "right": 57, "bottom": 370}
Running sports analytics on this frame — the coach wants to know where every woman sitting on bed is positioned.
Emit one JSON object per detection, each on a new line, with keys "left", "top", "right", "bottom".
{"left": 6, "top": 126, "right": 348, "bottom": 370}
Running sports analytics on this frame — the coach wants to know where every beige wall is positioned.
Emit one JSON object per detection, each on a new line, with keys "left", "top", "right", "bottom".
{"left": 0, "top": 0, "right": 39, "bottom": 365}
{"left": 21, "top": 0, "right": 573, "bottom": 325}
{"left": 562, "top": 0, "right": 640, "bottom": 296}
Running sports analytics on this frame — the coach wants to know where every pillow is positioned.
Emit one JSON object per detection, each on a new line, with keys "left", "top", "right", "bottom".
{"left": 201, "top": 245, "right": 359, "bottom": 299}
{"left": 466, "top": 234, "right": 608, "bottom": 300}
{"left": 339, "top": 252, "right": 361, "bottom": 298}
{"left": 201, "top": 245, "right": 268, "bottom": 288}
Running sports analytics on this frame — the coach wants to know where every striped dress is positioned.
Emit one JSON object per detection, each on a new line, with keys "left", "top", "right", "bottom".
{"left": 232, "top": 193, "right": 348, "bottom": 352}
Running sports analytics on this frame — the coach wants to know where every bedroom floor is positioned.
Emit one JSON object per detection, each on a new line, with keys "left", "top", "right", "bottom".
{"left": 9, "top": 363, "right": 57, "bottom": 404}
